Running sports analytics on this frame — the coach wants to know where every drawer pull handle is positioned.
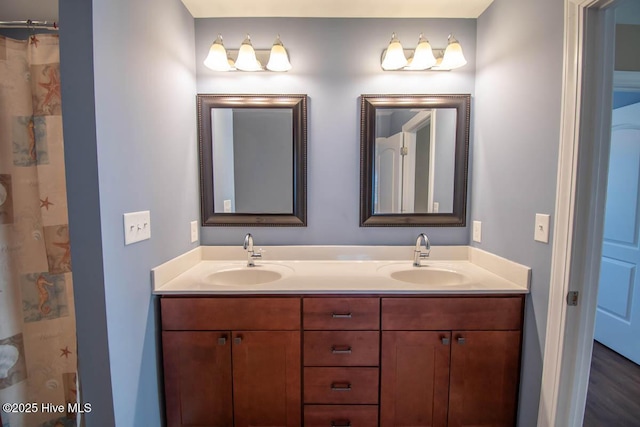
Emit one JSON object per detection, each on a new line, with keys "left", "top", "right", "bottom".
{"left": 331, "top": 345, "right": 352, "bottom": 354}
{"left": 332, "top": 312, "right": 352, "bottom": 318}
{"left": 234, "top": 336, "right": 242, "bottom": 345}
{"left": 218, "top": 337, "right": 227, "bottom": 345}
{"left": 331, "top": 420, "right": 351, "bottom": 427}
{"left": 457, "top": 337, "right": 466, "bottom": 345}
{"left": 331, "top": 382, "right": 352, "bottom": 391}
{"left": 441, "top": 337, "right": 450, "bottom": 345}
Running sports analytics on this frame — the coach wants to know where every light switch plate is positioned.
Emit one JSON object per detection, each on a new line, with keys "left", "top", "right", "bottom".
{"left": 190, "top": 220, "right": 198, "bottom": 243}
{"left": 534, "top": 213, "right": 550, "bottom": 243}
{"left": 123, "top": 211, "right": 151, "bottom": 245}
{"left": 472, "top": 220, "right": 482, "bottom": 243}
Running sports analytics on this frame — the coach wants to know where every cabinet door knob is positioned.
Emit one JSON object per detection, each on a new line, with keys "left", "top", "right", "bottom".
{"left": 331, "top": 345, "right": 352, "bottom": 354}
{"left": 457, "top": 337, "right": 466, "bottom": 345}
{"left": 218, "top": 336, "right": 227, "bottom": 345}
{"left": 331, "top": 420, "right": 351, "bottom": 427}
{"left": 331, "top": 382, "right": 352, "bottom": 391}
{"left": 441, "top": 337, "right": 450, "bottom": 345}
{"left": 331, "top": 312, "right": 352, "bottom": 318}
{"left": 234, "top": 336, "right": 242, "bottom": 345}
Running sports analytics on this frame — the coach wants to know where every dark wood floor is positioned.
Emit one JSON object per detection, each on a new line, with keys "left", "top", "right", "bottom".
{"left": 583, "top": 341, "right": 640, "bottom": 427}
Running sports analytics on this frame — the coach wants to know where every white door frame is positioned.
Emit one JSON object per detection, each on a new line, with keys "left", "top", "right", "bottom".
{"left": 538, "top": 1, "right": 619, "bottom": 426}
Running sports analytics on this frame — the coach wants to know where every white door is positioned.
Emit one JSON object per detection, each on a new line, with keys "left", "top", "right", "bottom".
{"left": 595, "top": 101, "right": 640, "bottom": 364}
{"left": 375, "top": 133, "right": 403, "bottom": 213}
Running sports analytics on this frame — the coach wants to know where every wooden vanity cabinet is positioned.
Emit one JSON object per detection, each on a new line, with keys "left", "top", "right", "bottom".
{"left": 160, "top": 295, "right": 524, "bottom": 427}
{"left": 161, "top": 297, "right": 301, "bottom": 427}
{"left": 381, "top": 297, "right": 524, "bottom": 427}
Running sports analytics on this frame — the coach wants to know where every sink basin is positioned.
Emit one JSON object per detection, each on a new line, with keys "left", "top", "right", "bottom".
{"left": 205, "top": 265, "right": 292, "bottom": 286}
{"left": 388, "top": 268, "right": 469, "bottom": 286}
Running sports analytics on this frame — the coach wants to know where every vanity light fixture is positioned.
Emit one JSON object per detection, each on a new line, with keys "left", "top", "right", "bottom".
{"left": 203, "top": 33, "right": 292, "bottom": 72}
{"left": 204, "top": 34, "right": 232, "bottom": 71}
{"left": 235, "top": 34, "right": 262, "bottom": 71}
{"left": 381, "top": 33, "right": 467, "bottom": 71}
{"left": 380, "top": 32, "right": 408, "bottom": 70}
{"left": 438, "top": 34, "right": 467, "bottom": 70}
{"left": 266, "top": 35, "right": 292, "bottom": 72}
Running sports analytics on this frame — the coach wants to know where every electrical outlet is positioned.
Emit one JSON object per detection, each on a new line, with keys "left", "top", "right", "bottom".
{"left": 534, "top": 213, "right": 550, "bottom": 243}
{"left": 190, "top": 221, "right": 198, "bottom": 243}
{"left": 123, "top": 211, "right": 151, "bottom": 245}
{"left": 473, "top": 220, "right": 482, "bottom": 243}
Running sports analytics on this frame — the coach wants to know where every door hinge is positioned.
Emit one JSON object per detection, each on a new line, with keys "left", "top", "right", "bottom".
{"left": 400, "top": 146, "right": 408, "bottom": 156}
{"left": 567, "top": 291, "right": 579, "bottom": 306}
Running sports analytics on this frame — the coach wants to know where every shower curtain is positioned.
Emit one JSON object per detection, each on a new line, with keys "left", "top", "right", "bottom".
{"left": 0, "top": 34, "right": 78, "bottom": 427}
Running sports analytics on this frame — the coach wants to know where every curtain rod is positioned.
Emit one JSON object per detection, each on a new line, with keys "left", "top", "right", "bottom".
{"left": 0, "top": 20, "right": 59, "bottom": 30}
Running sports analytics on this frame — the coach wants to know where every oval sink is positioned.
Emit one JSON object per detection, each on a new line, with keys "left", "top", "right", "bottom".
{"left": 205, "top": 265, "right": 291, "bottom": 286}
{"left": 389, "top": 268, "right": 468, "bottom": 286}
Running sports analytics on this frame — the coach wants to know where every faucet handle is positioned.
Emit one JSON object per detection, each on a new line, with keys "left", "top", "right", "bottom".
{"left": 251, "top": 247, "right": 264, "bottom": 259}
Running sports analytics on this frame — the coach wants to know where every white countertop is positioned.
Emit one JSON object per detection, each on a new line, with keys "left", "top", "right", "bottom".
{"left": 152, "top": 246, "right": 530, "bottom": 295}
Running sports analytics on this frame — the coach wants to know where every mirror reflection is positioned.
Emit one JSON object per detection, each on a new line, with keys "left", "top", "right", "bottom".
{"left": 212, "top": 108, "right": 293, "bottom": 214}
{"left": 374, "top": 108, "right": 456, "bottom": 214}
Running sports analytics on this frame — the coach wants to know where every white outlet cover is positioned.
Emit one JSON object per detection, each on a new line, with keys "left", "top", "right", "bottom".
{"left": 190, "top": 221, "right": 198, "bottom": 243}
{"left": 473, "top": 220, "right": 482, "bottom": 243}
{"left": 534, "top": 213, "right": 550, "bottom": 243}
{"left": 123, "top": 211, "right": 151, "bottom": 245}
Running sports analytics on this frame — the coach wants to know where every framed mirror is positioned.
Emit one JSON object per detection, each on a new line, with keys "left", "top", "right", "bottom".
{"left": 360, "top": 94, "right": 470, "bottom": 227}
{"left": 198, "top": 94, "right": 307, "bottom": 226}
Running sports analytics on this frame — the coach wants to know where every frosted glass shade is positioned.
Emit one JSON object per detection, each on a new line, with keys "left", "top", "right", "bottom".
{"left": 405, "top": 34, "right": 436, "bottom": 70}
{"left": 204, "top": 34, "right": 231, "bottom": 71}
{"left": 440, "top": 35, "right": 467, "bottom": 70}
{"left": 381, "top": 33, "right": 407, "bottom": 70}
{"left": 266, "top": 35, "right": 292, "bottom": 72}
{"left": 235, "top": 35, "right": 263, "bottom": 71}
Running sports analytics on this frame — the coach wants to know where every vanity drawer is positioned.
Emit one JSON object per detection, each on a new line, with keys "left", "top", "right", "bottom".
{"left": 161, "top": 297, "right": 300, "bottom": 330}
{"left": 382, "top": 297, "right": 523, "bottom": 331}
{"left": 304, "top": 331, "right": 379, "bottom": 366}
{"left": 304, "top": 405, "right": 379, "bottom": 427}
{"left": 303, "top": 297, "right": 380, "bottom": 330}
{"left": 304, "top": 367, "right": 379, "bottom": 404}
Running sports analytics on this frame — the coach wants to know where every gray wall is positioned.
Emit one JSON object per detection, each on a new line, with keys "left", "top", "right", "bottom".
{"left": 433, "top": 108, "right": 456, "bottom": 212}
{"left": 615, "top": 25, "right": 640, "bottom": 71}
{"left": 196, "top": 18, "right": 477, "bottom": 245}
{"left": 61, "top": 0, "right": 199, "bottom": 424}
{"left": 474, "top": 1, "right": 563, "bottom": 426}
{"left": 233, "top": 109, "right": 293, "bottom": 213}
{"left": 414, "top": 124, "right": 431, "bottom": 212}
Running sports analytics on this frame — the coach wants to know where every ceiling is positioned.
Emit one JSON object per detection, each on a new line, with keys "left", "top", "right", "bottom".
{"left": 181, "top": 0, "right": 494, "bottom": 18}
{"left": 0, "top": 0, "right": 493, "bottom": 22}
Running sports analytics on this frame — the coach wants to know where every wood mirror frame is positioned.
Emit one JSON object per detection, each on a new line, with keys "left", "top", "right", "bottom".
{"left": 359, "top": 94, "right": 470, "bottom": 227}
{"left": 198, "top": 94, "right": 307, "bottom": 226}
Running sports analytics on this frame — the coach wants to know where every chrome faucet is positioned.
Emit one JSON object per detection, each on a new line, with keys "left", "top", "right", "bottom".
{"left": 413, "top": 233, "right": 431, "bottom": 267}
{"left": 243, "top": 233, "right": 262, "bottom": 267}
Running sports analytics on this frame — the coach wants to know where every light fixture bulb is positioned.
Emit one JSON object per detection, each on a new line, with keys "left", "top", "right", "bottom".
{"left": 204, "top": 34, "right": 232, "bottom": 71}
{"left": 405, "top": 33, "right": 437, "bottom": 70}
{"left": 440, "top": 34, "right": 467, "bottom": 70}
{"left": 266, "top": 35, "right": 292, "bottom": 72}
{"left": 235, "top": 34, "right": 263, "bottom": 71}
{"left": 381, "top": 32, "right": 408, "bottom": 70}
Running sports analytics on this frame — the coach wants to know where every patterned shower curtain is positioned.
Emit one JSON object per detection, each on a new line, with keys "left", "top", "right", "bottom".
{"left": 0, "top": 34, "right": 78, "bottom": 427}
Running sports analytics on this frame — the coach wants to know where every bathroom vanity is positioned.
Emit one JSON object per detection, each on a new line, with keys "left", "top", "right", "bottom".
{"left": 153, "top": 246, "right": 529, "bottom": 427}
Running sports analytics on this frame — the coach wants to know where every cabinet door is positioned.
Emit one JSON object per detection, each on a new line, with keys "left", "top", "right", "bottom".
{"left": 448, "top": 331, "right": 521, "bottom": 427}
{"left": 162, "top": 331, "right": 233, "bottom": 427}
{"left": 380, "top": 331, "right": 451, "bottom": 427}
{"left": 232, "top": 331, "right": 301, "bottom": 427}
